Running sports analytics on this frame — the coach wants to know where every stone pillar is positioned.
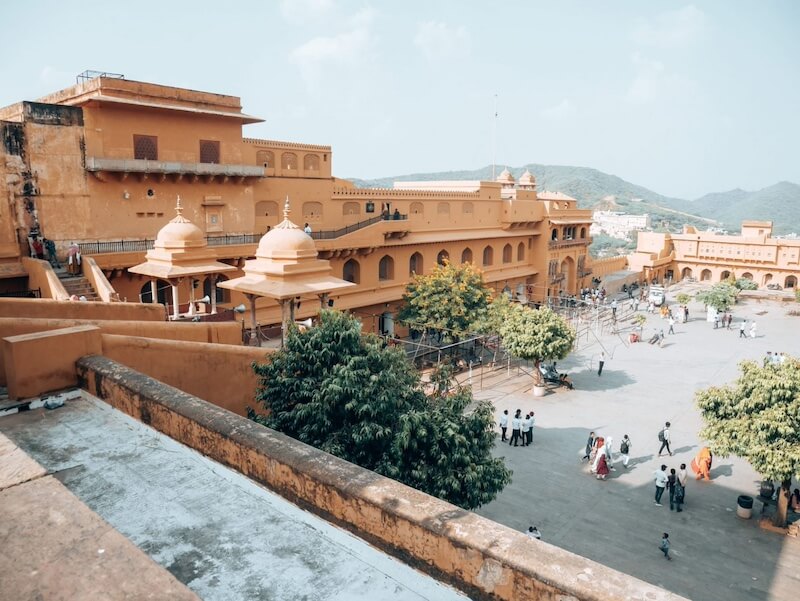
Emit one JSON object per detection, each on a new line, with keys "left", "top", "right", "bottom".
{"left": 210, "top": 275, "right": 218, "bottom": 314}
{"left": 150, "top": 280, "right": 158, "bottom": 304}
{"left": 247, "top": 293, "right": 259, "bottom": 347}
{"left": 319, "top": 292, "right": 329, "bottom": 310}
{"left": 187, "top": 279, "right": 196, "bottom": 317}
{"left": 280, "top": 299, "right": 292, "bottom": 348}
{"left": 171, "top": 282, "right": 180, "bottom": 320}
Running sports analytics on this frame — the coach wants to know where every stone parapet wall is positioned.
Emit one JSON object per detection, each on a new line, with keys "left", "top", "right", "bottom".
{"left": 77, "top": 356, "right": 686, "bottom": 601}
{"left": 0, "top": 296, "right": 164, "bottom": 321}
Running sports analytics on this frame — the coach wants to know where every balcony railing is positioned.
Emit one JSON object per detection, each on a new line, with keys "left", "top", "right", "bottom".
{"left": 549, "top": 273, "right": 566, "bottom": 284}
{"left": 310, "top": 213, "right": 407, "bottom": 241}
{"left": 548, "top": 238, "right": 591, "bottom": 250}
{"left": 70, "top": 215, "right": 407, "bottom": 255}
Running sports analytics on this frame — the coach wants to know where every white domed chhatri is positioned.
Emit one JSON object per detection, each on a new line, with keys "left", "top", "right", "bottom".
{"left": 496, "top": 167, "right": 515, "bottom": 184}
{"left": 518, "top": 169, "right": 537, "bottom": 190}
{"left": 255, "top": 197, "right": 318, "bottom": 261}
{"left": 219, "top": 196, "right": 354, "bottom": 346}
{"left": 128, "top": 197, "right": 235, "bottom": 319}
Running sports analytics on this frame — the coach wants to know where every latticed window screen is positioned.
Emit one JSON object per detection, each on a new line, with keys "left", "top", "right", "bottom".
{"left": 133, "top": 135, "right": 158, "bottom": 160}
{"left": 199, "top": 140, "right": 220, "bottom": 164}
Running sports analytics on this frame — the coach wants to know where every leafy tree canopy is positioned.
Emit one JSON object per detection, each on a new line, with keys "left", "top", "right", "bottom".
{"left": 695, "top": 282, "right": 739, "bottom": 312}
{"left": 398, "top": 261, "right": 492, "bottom": 342}
{"left": 675, "top": 293, "right": 691, "bottom": 305}
{"left": 734, "top": 277, "right": 758, "bottom": 291}
{"left": 251, "top": 310, "right": 511, "bottom": 509}
{"left": 499, "top": 305, "right": 575, "bottom": 382}
{"left": 696, "top": 357, "right": 800, "bottom": 526}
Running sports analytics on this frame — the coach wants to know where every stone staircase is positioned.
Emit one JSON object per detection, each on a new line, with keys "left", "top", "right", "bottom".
{"left": 56, "top": 269, "right": 100, "bottom": 301}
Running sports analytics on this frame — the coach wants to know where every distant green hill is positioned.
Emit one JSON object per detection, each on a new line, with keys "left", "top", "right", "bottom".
{"left": 350, "top": 165, "right": 800, "bottom": 234}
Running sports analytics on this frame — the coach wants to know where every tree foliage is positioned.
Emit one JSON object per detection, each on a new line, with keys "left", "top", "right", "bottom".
{"left": 251, "top": 310, "right": 511, "bottom": 510}
{"left": 695, "top": 282, "right": 738, "bottom": 312}
{"left": 696, "top": 357, "right": 800, "bottom": 526}
{"left": 499, "top": 305, "right": 575, "bottom": 383}
{"left": 734, "top": 277, "right": 758, "bottom": 291}
{"left": 473, "top": 292, "right": 513, "bottom": 335}
{"left": 398, "top": 261, "right": 492, "bottom": 342}
{"left": 675, "top": 293, "right": 691, "bottom": 305}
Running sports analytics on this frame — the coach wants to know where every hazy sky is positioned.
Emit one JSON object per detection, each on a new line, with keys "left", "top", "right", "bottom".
{"left": 2, "top": 1, "right": 798, "bottom": 198}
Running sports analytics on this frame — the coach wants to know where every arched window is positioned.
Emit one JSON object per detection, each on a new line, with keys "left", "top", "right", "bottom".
{"left": 461, "top": 248, "right": 473, "bottom": 264}
{"left": 139, "top": 280, "right": 169, "bottom": 304}
{"left": 551, "top": 229, "right": 558, "bottom": 241}
{"left": 281, "top": 152, "right": 297, "bottom": 170}
{"left": 378, "top": 255, "right": 394, "bottom": 281}
{"left": 462, "top": 202, "right": 474, "bottom": 215}
{"left": 763, "top": 273, "right": 773, "bottom": 285}
{"left": 720, "top": 270, "right": 731, "bottom": 281}
{"left": 741, "top": 272, "right": 753, "bottom": 280}
{"left": 580, "top": 227, "right": 586, "bottom": 239}
{"left": 786, "top": 275, "right": 797, "bottom": 289}
{"left": 437, "top": 202, "right": 450, "bottom": 216}
{"left": 204, "top": 275, "right": 230, "bottom": 304}
{"left": 502, "top": 243, "right": 512, "bottom": 263}
{"left": 342, "top": 202, "right": 360, "bottom": 216}
{"left": 700, "top": 269, "right": 712, "bottom": 281}
{"left": 517, "top": 242, "right": 525, "bottom": 261}
{"left": 343, "top": 259, "right": 360, "bottom": 284}
{"left": 256, "top": 150, "right": 274, "bottom": 168}
{"left": 410, "top": 202, "right": 424, "bottom": 215}
{"left": 409, "top": 252, "right": 423, "bottom": 275}
{"left": 437, "top": 250, "right": 449, "bottom": 265}
{"left": 303, "top": 154, "right": 320, "bottom": 171}
{"left": 483, "top": 246, "right": 494, "bottom": 266}
{"left": 302, "top": 201, "right": 323, "bottom": 222}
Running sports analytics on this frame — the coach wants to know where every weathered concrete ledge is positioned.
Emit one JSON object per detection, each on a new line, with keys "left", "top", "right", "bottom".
{"left": 77, "top": 355, "right": 687, "bottom": 601}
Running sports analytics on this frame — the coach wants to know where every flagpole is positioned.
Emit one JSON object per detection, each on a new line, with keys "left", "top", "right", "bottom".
{"left": 492, "top": 94, "right": 498, "bottom": 180}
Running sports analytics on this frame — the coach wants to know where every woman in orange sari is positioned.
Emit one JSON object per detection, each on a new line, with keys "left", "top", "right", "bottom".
{"left": 691, "top": 447, "right": 713, "bottom": 480}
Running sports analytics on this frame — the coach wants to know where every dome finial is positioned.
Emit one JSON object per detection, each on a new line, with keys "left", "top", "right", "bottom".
{"left": 283, "top": 196, "right": 291, "bottom": 220}
{"left": 175, "top": 195, "right": 183, "bottom": 217}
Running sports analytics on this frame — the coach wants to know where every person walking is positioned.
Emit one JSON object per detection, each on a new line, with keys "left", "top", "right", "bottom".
{"left": 521, "top": 414, "right": 532, "bottom": 447}
{"left": 713, "top": 313, "right": 719, "bottom": 329}
{"left": 303, "top": 222, "right": 312, "bottom": 234}
{"left": 596, "top": 453, "right": 610, "bottom": 480}
{"left": 726, "top": 313, "right": 733, "bottom": 330}
{"left": 668, "top": 316, "right": 675, "bottom": 335}
{"left": 659, "top": 533, "right": 672, "bottom": 560}
{"left": 605, "top": 436, "right": 615, "bottom": 471}
{"left": 673, "top": 474, "right": 685, "bottom": 512}
{"left": 597, "top": 351, "right": 606, "bottom": 377}
{"left": 499, "top": 409, "right": 509, "bottom": 442}
{"left": 509, "top": 410, "right": 522, "bottom": 447}
{"left": 750, "top": 321, "right": 757, "bottom": 339}
{"left": 611, "top": 299, "right": 617, "bottom": 319}
{"left": 582, "top": 431, "right": 596, "bottom": 462}
{"left": 619, "top": 434, "right": 632, "bottom": 468}
{"left": 739, "top": 320, "right": 747, "bottom": 338}
{"left": 668, "top": 468, "right": 678, "bottom": 510}
{"left": 528, "top": 411, "right": 536, "bottom": 446}
{"left": 654, "top": 465, "right": 668, "bottom": 506}
{"left": 658, "top": 422, "right": 673, "bottom": 456}
{"left": 677, "top": 463, "right": 688, "bottom": 505}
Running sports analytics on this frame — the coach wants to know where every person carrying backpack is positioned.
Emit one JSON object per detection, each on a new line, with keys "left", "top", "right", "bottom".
{"left": 620, "top": 434, "right": 632, "bottom": 468}
{"left": 658, "top": 422, "right": 672, "bottom": 456}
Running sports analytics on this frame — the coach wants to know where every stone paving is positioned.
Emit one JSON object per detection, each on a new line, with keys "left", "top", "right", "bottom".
{"left": 473, "top": 287, "right": 800, "bottom": 601}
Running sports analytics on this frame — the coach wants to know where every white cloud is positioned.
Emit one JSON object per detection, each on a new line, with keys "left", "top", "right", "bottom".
{"left": 626, "top": 52, "right": 665, "bottom": 104}
{"left": 632, "top": 5, "right": 705, "bottom": 48}
{"left": 541, "top": 98, "right": 575, "bottom": 121}
{"left": 280, "top": 0, "right": 335, "bottom": 24}
{"left": 289, "top": 7, "right": 377, "bottom": 88}
{"left": 414, "top": 21, "right": 470, "bottom": 61}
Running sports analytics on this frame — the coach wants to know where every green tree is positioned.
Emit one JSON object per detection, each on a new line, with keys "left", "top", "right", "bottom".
{"left": 473, "top": 292, "right": 513, "bottom": 335}
{"left": 675, "top": 293, "right": 691, "bottom": 305}
{"left": 398, "top": 261, "right": 492, "bottom": 342}
{"left": 251, "top": 310, "right": 511, "bottom": 509}
{"left": 696, "top": 282, "right": 738, "bottom": 312}
{"left": 734, "top": 277, "right": 758, "bottom": 291}
{"left": 794, "top": 288, "right": 800, "bottom": 303}
{"left": 696, "top": 357, "right": 800, "bottom": 527}
{"left": 499, "top": 305, "right": 575, "bottom": 386}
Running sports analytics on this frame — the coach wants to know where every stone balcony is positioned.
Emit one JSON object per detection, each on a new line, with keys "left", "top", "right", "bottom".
{"left": 85, "top": 157, "right": 265, "bottom": 183}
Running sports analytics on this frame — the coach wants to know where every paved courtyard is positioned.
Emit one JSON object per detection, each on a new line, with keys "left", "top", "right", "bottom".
{"left": 474, "top": 287, "right": 800, "bottom": 601}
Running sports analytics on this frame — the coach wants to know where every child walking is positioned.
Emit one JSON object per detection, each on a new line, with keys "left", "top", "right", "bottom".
{"left": 659, "top": 533, "right": 671, "bottom": 560}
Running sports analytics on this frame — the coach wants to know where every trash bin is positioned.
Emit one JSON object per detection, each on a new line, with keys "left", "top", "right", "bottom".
{"left": 737, "top": 495, "right": 754, "bottom": 519}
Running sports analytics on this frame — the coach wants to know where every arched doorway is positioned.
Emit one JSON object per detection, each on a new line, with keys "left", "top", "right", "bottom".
{"left": 343, "top": 259, "right": 360, "bottom": 284}
{"left": 139, "top": 280, "right": 169, "bottom": 304}
{"left": 560, "top": 256, "right": 575, "bottom": 293}
{"left": 741, "top": 272, "right": 753, "bottom": 280}
{"left": 720, "top": 271, "right": 731, "bottom": 281}
{"left": 763, "top": 273, "right": 773, "bottom": 285}
{"left": 437, "top": 250, "right": 449, "bottom": 265}
{"left": 681, "top": 267, "right": 693, "bottom": 280}
{"left": 786, "top": 275, "right": 797, "bottom": 289}
{"left": 701, "top": 269, "right": 712, "bottom": 281}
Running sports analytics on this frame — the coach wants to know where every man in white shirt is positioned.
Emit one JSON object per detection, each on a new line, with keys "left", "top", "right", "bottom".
{"left": 499, "top": 409, "right": 509, "bottom": 442}
{"left": 509, "top": 410, "right": 522, "bottom": 447}
{"left": 654, "top": 465, "right": 668, "bottom": 506}
{"left": 677, "top": 463, "right": 688, "bottom": 503}
{"left": 658, "top": 421, "right": 673, "bottom": 457}
{"left": 521, "top": 414, "right": 531, "bottom": 447}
